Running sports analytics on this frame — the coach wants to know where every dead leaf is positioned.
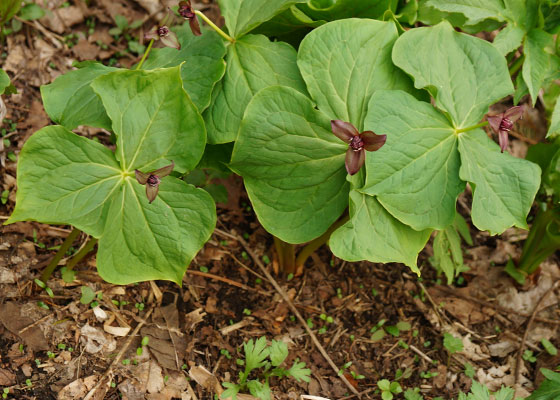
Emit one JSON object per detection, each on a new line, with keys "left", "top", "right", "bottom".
{"left": 0, "top": 369, "right": 16, "bottom": 386}
{"left": 189, "top": 365, "right": 223, "bottom": 396}
{"left": 72, "top": 39, "right": 100, "bottom": 61}
{"left": 80, "top": 324, "right": 117, "bottom": 354}
{"left": 0, "top": 302, "right": 50, "bottom": 351}
{"left": 58, "top": 376, "right": 99, "bottom": 400}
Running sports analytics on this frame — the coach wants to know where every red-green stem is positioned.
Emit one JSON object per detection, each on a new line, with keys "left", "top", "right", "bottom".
{"left": 295, "top": 214, "right": 350, "bottom": 271}
{"left": 135, "top": 39, "right": 154, "bottom": 70}
{"left": 274, "top": 236, "right": 296, "bottom": 275}
{"left": 65, "top": 237, "right": 99, "bottom": 272}
{"left": 40, "top": 228, "right": 81, "bottom": 283}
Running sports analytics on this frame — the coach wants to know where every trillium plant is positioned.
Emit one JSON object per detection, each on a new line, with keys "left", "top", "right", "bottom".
{"left": 5, "top": 0, "right": 558, "bottom": 285}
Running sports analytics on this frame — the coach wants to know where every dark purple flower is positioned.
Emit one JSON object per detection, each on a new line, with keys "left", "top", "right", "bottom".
{"left": 135, "top": 162, "right": 174, "bottom": 203}
{"left": 486, "top": 106, "right": 523, "bottom": 153}
{"left": 331, "top": 120, "right": 386, "bottom": 175}
{"left": 178, "top": 1, "right": 201, "bottom": 36}
{"left": 145, "top": 24, "right": 181, "bottom": 49}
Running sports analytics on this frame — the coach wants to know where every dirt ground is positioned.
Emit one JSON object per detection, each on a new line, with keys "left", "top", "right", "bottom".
{"left": 0, "top": 1, "right": 559, "bottom": 399}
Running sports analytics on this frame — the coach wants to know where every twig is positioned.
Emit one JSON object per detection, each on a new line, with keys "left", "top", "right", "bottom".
{"left": 340, "top": 387, "right": 377, "bottom": 400}
{"left": 186, "top": 269, "right": 273, "bottom": 297}
{"left": 214, "top": 228, "right": 360, "bottom": 397}
{"left": 409, "top": 344, "right": 434, "bottom": 364}
{"left": 14, "top": 16, "right": 63, "bottom": 48}
{"left": 514, "top": 280, "right": 559, "bottom": 385}
{"left": 84, "top": 291, "right": 156, "bottom": 400}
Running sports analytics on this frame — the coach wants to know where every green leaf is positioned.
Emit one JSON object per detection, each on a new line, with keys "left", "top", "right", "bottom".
{"left": 80, "top": 286, "right": 96, "bottom": 305}
{"left": 96, "top": 178, "right": 215, "bottom": 284}
{"left": 40, "top": 62, "right": 118, "bottom": 131}
{"left": 269, "top": 340, "right": 289, "bottom": 366}
{"left": 541, "top": 338, "right": 558, "bottom": 356}
{"left": 204, "top": 34, "right": 306, "bottom": 144}
{"left": 91, "top": 67, "right": 205, "bottom": 173}
{"left": 19, "top": 3, "right": 45, "bottom": 20}
{"left": 362, "top": 90, "right": 463, "bottom": 230}
{"left": 221, "top": 382, "right": 240, "bottom": 400}
{"left": 0, "top": 0, "right": 21, "bottom": 24}
{"left": 298, "top": 0, "right": 398, "bottom": 20}
{"left": 0, "top": 69, "right": 15, "bottom": 95}
{"left": 218, "top": 0, "right": 306, "bottom": 38}
{"left": 298, "top": 19, "right": 414, "bottom": 130}
{"left": 244, "top": 337, "right": 269, "bottom": 371}
{"left": 287, "top": 359, "right": 311, "bottom": 382}
{"left": 526, "top": 374, "right": 560, "bottom": 400}
{"left": 457, "top": 129, "right": 541, "bottom": 235}
{"left": 493, "top": 386, "right": 515, "bottom": 400}
{"left": 443, "top": 332, "right": 464, "bottom": 354}
{"left": 330, "top": 190, "right": 431, "bottom": 272}
{"left": 141, "top": 24, "right": 227, "bottom": 112}
{"left": 425, "top": 0, "right": 507, "bottom": 24}
{"left": 453, "top": 213, "right": 473, "bottom": 246}
{"left": 392, "top": 21, "right": 513, "bottom": 128}
{"left": 432, "top": 227, "right": 464, "bottom": 284}
{"left": 547, "top": 91, "right": 560, "bottom": 138}
{"left": 378, "top": 379, "right": 391, "bottom": 392}
{"left": 247, "top": 380, "right": 271, "bottom": 400}
{"left": 523, "top": 29, "right": 554, "bottom": 106}
{"left": 230, "top": 86, "right": 348, "bottom": 243}
{"left": 417, "top": 1, "right": 502, "bottom": 34}
{"left": 7, "top": 126, "right": 121, "bottom": 237}
{"left": 9, "top": 68, "right": 216, "bottom": 285}
{"left": 493, "top": 24, "right": 525, "bottom": 56}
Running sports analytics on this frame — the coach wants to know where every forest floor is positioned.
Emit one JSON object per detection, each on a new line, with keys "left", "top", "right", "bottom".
{"left": 0, "top": 1, "right": 559, "bottom": 399}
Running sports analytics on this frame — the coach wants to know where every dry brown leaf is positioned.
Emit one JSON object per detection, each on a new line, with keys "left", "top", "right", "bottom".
{"left": 0, "top": 302, "right": 50, "bottom": 351}
{"left": 58, "top": 375, "right": 99, "bottom": 400}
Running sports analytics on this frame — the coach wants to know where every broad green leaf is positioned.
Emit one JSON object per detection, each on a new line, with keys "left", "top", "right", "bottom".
{"left": 525, "top": 369, "right": 560, "bottom": 400}
{"left": 0, "top": 0, "right": 21, "bottom": 24}
{"left": 425, "top": 0, "right": 507, "bottom": 24}
{"left": 251, "top": 6, "right": 324, "bottom": 46}
{"left": 0, "top": 68, "right": 15, "bottom": 95}
{"left": 298, "top": 0, "right": 398, "bottom": 20}
{"left": 362, "top": 90, "right": 464, "bottom": 230}
{"left": 204, "top": 34, "right": 306, "bottom": 144}
{"left": 41, "top": 62, "right": 118, "bottom": 131}
{"left": 7, "top": 126, "right": 121, "bottom": 237}
{"left": 493, "top": 24, "right": 525, "bottom": 56}
{"left": 330, "top": 190, "right": 431, "bottom": 272}
{"left": 543, "top": 2, "right": 560, "bottom": 33}
{"left": 141, "top": 24, "right": 227, "bottom": 112}
{"left": 458, "top": 129, "right": 541, "bottom": 234}
{"left": 9, "top": 68, "right": 215, "bottom": 285}
{"left": 298, "top": 19, "right": 413, "bottom": 130}
{"left": 19, "top": 3, "right": 45, "bottom": 20}
{"left": 417, "top": 0, "right": 502, "bottom": 34}
{"left": 218, "top": 0, "right": 306, "bottom": 38}
{"left": 91, "top": 67, "right": 205, "bottom": 173}
{"left": 392, "top": 21, "right": 513, "bottom": 128}
{"left": 230, "top": 86, "right": 348, "bottom": 243}
{"left": 547, "top": 97, "right": 560, "bottom": 137}
{"left": 97, "top": 178, "right": 215, "bottom": 284}
{"left": 523, "top": 29, "right": 554, "bottom": 106}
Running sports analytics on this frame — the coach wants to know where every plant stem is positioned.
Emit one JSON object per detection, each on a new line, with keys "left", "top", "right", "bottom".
{"left": 295, "top": 214, "right": 350, "bottom": 271}
{"left": 65, "top": 237, "right": 99, "bottom": 272}
{"left": 455, "top": 121, "right": 488, "bottom": 134}
{"left": 194, "top": 10, "right": 235, "bottom": 43}
{"left": 40, "top": 228, "right": 81, "bottom": 283}
{"left": 509, "top": 55, "right": 525, "bottom": 77}
{"left": 273, "top": 236, "right": 296, "bottom": 275}
{"left": 135, "top": 39, "right": 154, "bottom": 70}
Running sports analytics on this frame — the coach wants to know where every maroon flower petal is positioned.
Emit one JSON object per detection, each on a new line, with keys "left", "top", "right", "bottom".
{"left": 145, "top": 26, "right": 159, "bottom": 41}
{"left": 504, "top": 106, "right": 523, "bottom": 123}
{"left": 135, "top": 170, "right": 149, "bottom": 185}
{"left": 160, "top": 31, "right": 181, "bottom": 49}
{"left": 361, "top": 131, "right": 387, "bottom": 152}
{"left": 345, "top": 148, "right": 365, "bottom": 176}
{"left": 498, "top": 130, "right": 509, "bottom": 153}
{"left": 486, "top": 114, "right": 503, "bottom": 135}
{"left": 331, "top": 120, "right": 358, "bottom": 142}
{"left": 146, "top": 183, "right": 159, "bottom": 204}
{"left": 152, "top": 161, "right": 175, "bottom": 178}
{"left": 189, "top": 16, "right": 202, "bottom": 36}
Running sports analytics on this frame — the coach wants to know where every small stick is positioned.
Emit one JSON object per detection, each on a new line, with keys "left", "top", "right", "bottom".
{"left": 514, "top": 280, "right": 559, "bottom": 385}
{"left": 187, "top": 269, "right": 272, "bottom": 297}
{"left": 409, "top": 344, "right": 434, "bottom": 364}
{"left": 214, "top": 228, "right": 360, "bottom": 397}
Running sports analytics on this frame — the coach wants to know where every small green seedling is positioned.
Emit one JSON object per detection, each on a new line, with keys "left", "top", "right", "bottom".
{"left": 221, "top": 337, "right": 310, "bottom": 400}
{"left": 80, "top": 286, "right": 96, "bottom": 305}
{"left": 443, "top": 332, "right": 463, "bottom": 354}
{"left": 377, "top": 379, "right": 403, "bottom": 400}
{"left": 523, "top": 350, "right": 537, "bottom": 363}
{"left": 464, "top": 362, "right": 475, "bottom": 378}
{"left": 541, "top": 339, "right": 558, "bottom": 356}
{"left": 404, "top": 388, "right": 424, "bottom": 400}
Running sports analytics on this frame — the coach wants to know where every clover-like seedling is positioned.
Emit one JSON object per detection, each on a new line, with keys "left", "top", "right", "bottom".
{"left": 377, "top": 379, "right": 403, "bottom": 400}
